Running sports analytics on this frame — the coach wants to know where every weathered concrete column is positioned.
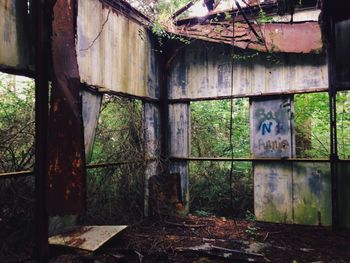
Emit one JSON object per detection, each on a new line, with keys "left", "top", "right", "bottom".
{"left": 168, "top": 103, "right": 190, "bottom": 213}
{"left": 143, "top": 102, "right": 161, "bottom": 216}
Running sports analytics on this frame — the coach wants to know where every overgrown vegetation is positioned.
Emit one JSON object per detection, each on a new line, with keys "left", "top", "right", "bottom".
{"left": 82, "top": 96, "right": 147, "bottom": 225}
{"left": 190, "top": 99, "right": 252, "bottom": 218}
{"left": 0, "top": 73, "right": 35, "bottom": 262}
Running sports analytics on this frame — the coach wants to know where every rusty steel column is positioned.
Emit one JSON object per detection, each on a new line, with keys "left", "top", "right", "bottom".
{"left": 324, "top": 0, "right": 339, "bottom": 230}
{"left": 34, "top": 0, "right": 49, "bottom": 261}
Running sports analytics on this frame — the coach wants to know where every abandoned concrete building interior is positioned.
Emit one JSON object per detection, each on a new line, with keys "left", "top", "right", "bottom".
{"left": 0, "top": 0, "right": 350, "bottom": 262}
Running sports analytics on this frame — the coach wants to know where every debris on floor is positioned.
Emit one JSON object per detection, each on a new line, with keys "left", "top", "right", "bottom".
{"left": 47, "top": 215, "right": 350, "bottom": 263}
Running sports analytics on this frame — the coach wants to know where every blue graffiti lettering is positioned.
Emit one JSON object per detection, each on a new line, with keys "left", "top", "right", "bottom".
{"left": 261, "top": 122, "right": 273, "bottom": 135}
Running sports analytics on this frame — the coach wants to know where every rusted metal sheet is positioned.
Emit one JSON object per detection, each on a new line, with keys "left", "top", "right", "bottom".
{"left": 168, "top": 103, "right": 190, "bottom": 212}
{"left": 47, "top": 0, "right": 86, "bottom": 215}
{"left": 335, "top": 19, "right": 350, "bottom": 88}
{"left": 0, "top": 0, "right": 34, "bottom": 75}
{"left": 168, "top": 41, "right": 328, "bottom": 100}
{"left": 173, "top": 21, "right": 322, "bottom": 53}
{"left": 250, "top": 96, "right": 294, "bottom": 158}
{"left": 251, "top": 22, "right": 322, "bottom": 53}
{"left": 143, "top": 102, "right": 161, "bottom": 216}
{"left": 49, "top": 225, "right": 127, "bottom": 251}
{"left": 76, "top": 0, "right": 160, "bottom": 99}
{"left": 82, "top": 89, "right": 102, "bottom": 162}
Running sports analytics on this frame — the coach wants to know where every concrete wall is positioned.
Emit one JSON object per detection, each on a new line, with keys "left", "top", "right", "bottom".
{"left": 143, "top": 102, "right": 161, "bottom": 215}
{"left": 168, "top": 103, "right": 190, "bottom": 212}
{"left": 168, "top": 41, "right": 328, "bottom": 100}
{"left": 0, "top": 0, "right": 34, "bottom": 74}
{"left": 251, "top": 97, "right": 333, "bottom": 226}
{"left": 77, "top": 0, "right": 160, "bottom": 99}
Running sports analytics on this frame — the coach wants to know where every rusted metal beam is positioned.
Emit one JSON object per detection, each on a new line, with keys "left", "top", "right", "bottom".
{"left": 170, "top": 156, "right": 334, "bottom": 162}
{"left": 168, "top": 87, "right": 329, "bottom": 103}
{"left": 0, "top": 160, "right": 155, "bottom": 179}
{"left": 47, "top": 0, "right": 86, "bottom": 216}
{"left": 3, "top": 158, "right": 350, "bottom": 179}
{"left": 90, "top": 86, "right": 159, "bottom": 103}
{"left": 0, "top": 170, "right": 33, "bottom": 179}
{"left": 34, "top": 0, "right": 49, "bottom": 261}
{"left": 324, "top": 0, "right": 339, "bottom": 230}
{"left": 172, "top": 1, "right": 195, "bottom": 20}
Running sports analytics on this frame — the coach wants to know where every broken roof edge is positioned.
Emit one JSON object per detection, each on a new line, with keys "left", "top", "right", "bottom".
{"left": 165, "top": 3, "right": 323, "bottom": 54}
{"left": 174, "top": 1, "right": 320, "bottom": 26}
{"left": 166, "top": 19, "right": 323, "bottom": 54}
{"left": 100, "top": 0, "right": 152, "bottom": 27}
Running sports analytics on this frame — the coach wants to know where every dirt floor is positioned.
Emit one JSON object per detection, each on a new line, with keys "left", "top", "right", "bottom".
{"left": 45, "top": 215, "right": 350, "bottom": 263}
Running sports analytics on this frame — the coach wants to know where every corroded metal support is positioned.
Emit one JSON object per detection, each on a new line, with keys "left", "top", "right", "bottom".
{"left": 47, "top": 0, "right": 86, "bottom": 215}
{"left": 34, "top": 0, "right": 49, "bottom": 261}
{"left": 325, "top": 1, "right": 339, "bottom": 229}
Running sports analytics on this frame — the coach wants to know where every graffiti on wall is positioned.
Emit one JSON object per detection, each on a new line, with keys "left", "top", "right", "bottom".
{"left": 251, "top": 97, "right": 294, "bottom": 158}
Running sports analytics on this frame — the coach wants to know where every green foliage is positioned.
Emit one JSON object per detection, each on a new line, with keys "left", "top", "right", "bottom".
{"left": 257, "top": 10, "right": 273, "bottom": 24}
{"left": 337, "top": 91, "right": 350, "bottom": 159}
{"left": 83, "top": 96, "right": 147, "bottom": 225}
{"left": 294, "top": 93, "right": 330, "bottom": 158}
{"left": 191, "top": 99, "right": 250, "bottom": 158}
{"left": 245, "top": 225, "right": 259, "bottom": 236}
{"left": 0, "top": 74, "right": 35, "bottom": 172}
{"left": 0, "top": 73, "right": 35, "bottom": 262}
{"left": 245, "top": 209, "right": 256, "bottom": 222}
